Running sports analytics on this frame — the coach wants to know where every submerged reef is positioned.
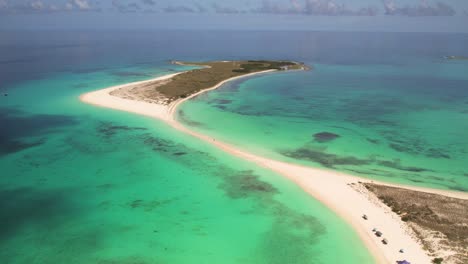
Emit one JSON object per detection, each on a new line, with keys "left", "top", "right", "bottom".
{"left": 97, "top": 126, "right": 328, "bottom": 260}
{"left": 111, "top": 71, "right": 149, "bottom": 77}
{"left": 376, "top": 159, "right": 433, "bottom": 173}
{"left": 97, "top": 122, "right": 147, "bottom": 137}
{"left": 219, "top": 171, "right": 279, "bottom": 199}
{"left": 128, "top": 198, "right": 174, "bottom": 212}
{"left": 0, "top": 107, "right": 77, "bottom": 156}
{"left": 313, "top": 132, "right": 340, "bottom": 143}
{"left": 177, "top": 110, "right": 205, "bottom": 127}
{"left": 281, "top": 146, "right": 433, "bottom": 174}
{"left": 382, "top": 130, "right": 452, "bottom": 160}
{"left": 281, "top": 148, "right": 371, "bottom": 168}
{"left": 211, "top": 99, "right": 233, "bottom": 105}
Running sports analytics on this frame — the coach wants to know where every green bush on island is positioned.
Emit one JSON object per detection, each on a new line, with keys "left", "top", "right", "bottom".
{"left": 365, "top": 183, "right": 468, "bottom": 264}
{"left": 152, "top": 60, "right": 306, "bottom": 102}
{"left": 233, "top": 61, "right": 300, "bottom": 73}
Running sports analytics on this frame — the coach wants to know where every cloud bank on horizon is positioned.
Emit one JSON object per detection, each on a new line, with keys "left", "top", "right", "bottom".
{"left": 0, "top": 0, "right": 467, "bottom": 17}
{"left": 1, "top": 0, "right": 467, "bottom": 32}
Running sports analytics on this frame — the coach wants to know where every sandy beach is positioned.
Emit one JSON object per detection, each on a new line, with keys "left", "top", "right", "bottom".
{"left": 81, "top": 71, "right": 468, "bottom": 264}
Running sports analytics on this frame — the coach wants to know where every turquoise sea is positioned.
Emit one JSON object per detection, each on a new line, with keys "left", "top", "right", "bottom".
{"left": 1, "top": 30, "right": 467, "bottom": 263}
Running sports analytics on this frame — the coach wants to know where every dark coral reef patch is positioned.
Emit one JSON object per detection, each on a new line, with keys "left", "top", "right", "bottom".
{"left": 96, "top": 122, "right": 147, "bottom": 137}
{"left": 111, "top": 71, "right": 149, "bottom": 77}
{"left": 212, "top": 99, "right": 232, "bottom": 105}
{"left": 177, "top": 110, "right": 205, "bottom": 127}
{"left": 376, "top": 160, "right": 433, "bottom": 173}
{"left": 219, "top": 171, "right": 279, "bottom": 199}
{"left": 383, "top": 131, "right": 452, "bottom": 159}
{"left": 366, "top": 138, "right": 380, "bottom": 144}
{"left": 128, "top": 198, "right": 174, "bottom": 211}
{"left": 313, "top": 132, "right": 340, "bottom": 143}
{"left": 142, "top": 135, "right": 178, "bottom": 153}
{"left": 281, "top": 148, "right": 371, "bottom": 168}
{"left": 281, "top": 146, "right": 433, "bottom": 174}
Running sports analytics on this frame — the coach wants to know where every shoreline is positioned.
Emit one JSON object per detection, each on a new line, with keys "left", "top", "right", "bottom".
{"left": 81, "top": 70, "right": 468, "bottom": 264}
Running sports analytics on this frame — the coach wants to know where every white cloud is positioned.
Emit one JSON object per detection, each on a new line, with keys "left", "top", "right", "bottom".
{"left": 383, "top": 0, "right": 456, "bottom": 16}
{"left": 73, "top": 0, "right": 91, "bottom": 10}
{"left": 30, "top": 0, "right": 44, "bottom": 10}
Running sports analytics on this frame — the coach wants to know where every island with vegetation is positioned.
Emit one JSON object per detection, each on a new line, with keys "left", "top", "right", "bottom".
{"left": 110, "top": 60, "right": 308, "bottom": 104}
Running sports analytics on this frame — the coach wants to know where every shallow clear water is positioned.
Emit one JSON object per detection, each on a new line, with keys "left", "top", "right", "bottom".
{"left": 0, "top": 31, "right": 376, "bottom": 263}
{"left": 180, "top": 59, "right": 468, "bottom": 191}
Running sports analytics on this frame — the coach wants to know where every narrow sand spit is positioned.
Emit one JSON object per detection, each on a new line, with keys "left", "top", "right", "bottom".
{"left": 81, "top": 71, "right": 468, "bottom": 264}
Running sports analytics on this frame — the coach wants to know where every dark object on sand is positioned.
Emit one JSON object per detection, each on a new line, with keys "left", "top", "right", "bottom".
{"left": 313, "top": 132, "right": 340, "bottom": 143}
{"left": 375, "top": 231, "right": 383, "bottom": 237}
{"left": 362, "top": 214, "right": 368, "bottom": 220}
{"left": 382, "top": 238, "right": 388, "bottom": 245}
{"left": 397, "top": 261, "right": 411, "bottom": 264}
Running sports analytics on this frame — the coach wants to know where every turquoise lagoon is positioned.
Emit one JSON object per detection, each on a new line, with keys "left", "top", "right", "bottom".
{"left": 0, "top": 33, "right": 374, "bottom": 262}
{"left": 179, "top": 61, "right": 468, "bottom": 192}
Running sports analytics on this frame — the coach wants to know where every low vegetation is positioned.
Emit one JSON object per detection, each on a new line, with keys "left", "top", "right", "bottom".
{"left": 364, "top": 183, "right": 468, "bottom": 264}
{"left": 232, "top": 60, "right": 298, "bottom": 73}
{"left": 153, "top": 60, "right": 305, "bottom": 102}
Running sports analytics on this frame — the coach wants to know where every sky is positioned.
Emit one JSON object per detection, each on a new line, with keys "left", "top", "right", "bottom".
{"left": 0, "top": 0, "right": 468, "bottom": 32}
